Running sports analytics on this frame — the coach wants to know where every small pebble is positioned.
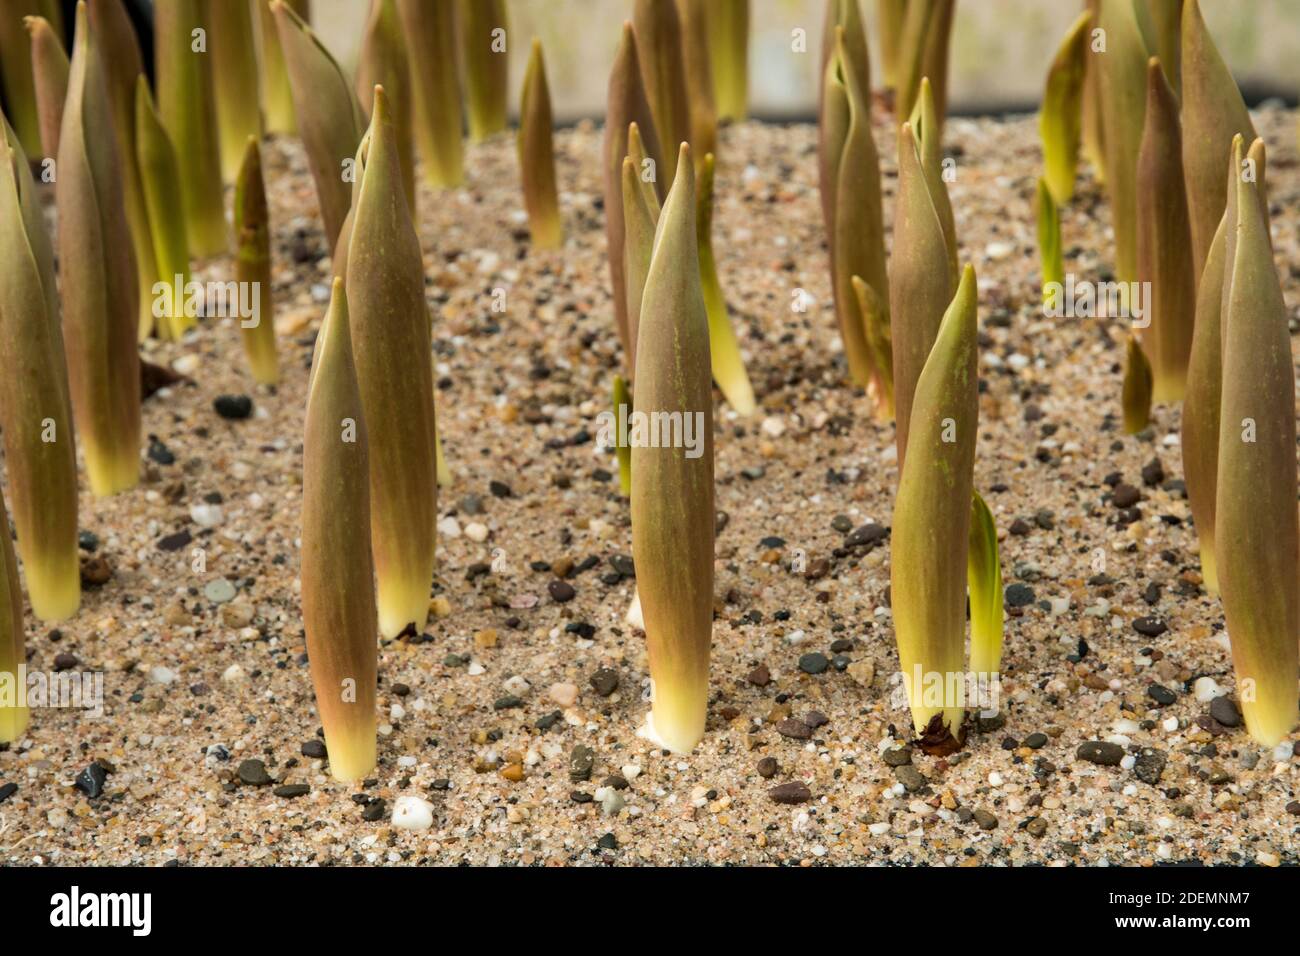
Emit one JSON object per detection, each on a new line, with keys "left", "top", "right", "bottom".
{"left": 391, "top": 795, "right": 435, "bottom": 831}
{"left": 214, "top": 394, "right": 254, "bottom": 420}
{"left": 768, "top": 782, "right": 812, "bottom": 804}
{"left": 237, "top": 759, "right": 272, "bottom": 786}
{"left": 1076, "top": 740, "right": 1125, "bottom": 766}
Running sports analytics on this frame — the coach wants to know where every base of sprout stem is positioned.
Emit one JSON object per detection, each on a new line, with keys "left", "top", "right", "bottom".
{"left": 528, "top": 219, "right": 563, "bottom": 251}
{"left": 25, "top": 557, "right": 81, "bottom": 623}
{"left": 1241, "top": 697, "right": 1299, "bottom": 748}
{"left": 85, "top": 450, "right": 140, "bottom": 498}
{"left": 637, "top": 707, "right": 703, "bottom": 755}
{"left": 915, "top": 710, "right": 966, "bottom": 756}
{"left": 0, "top": 706, "right": 30, "bottom": 745}
{"left": 322, "top": 727, "right": 378, "bottom": 782}
{"left": 1151, "top": 371, "right": 1187, "bottom": 406}
{"left": 377, "top": 592, "right": 430, "bottom": 642}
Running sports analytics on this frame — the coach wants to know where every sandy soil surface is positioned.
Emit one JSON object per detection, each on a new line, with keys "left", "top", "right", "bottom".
{"left": 2, "top": 107, "right": 1299, "bottom": 866}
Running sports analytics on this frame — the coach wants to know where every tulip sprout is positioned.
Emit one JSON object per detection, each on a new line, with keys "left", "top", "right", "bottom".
{"left": 135, "top": 76, "right": 193, "bottom": 342}
{"left": 208, "top": 0, "right": 262, "bottom": 183}
{"left": 604, "top": 24, "right": 663, "bottom": 372}
{"left": 154, "top": 0, "right": 227, "bottom": 258}
{"left": 519, "top": 38, "right": 562, "bottom": 250}
{"left": 87, "top": 0, "right": 156, "bottom": 341}
{"left": 256, "top": 0, "right": 309, "bottom": 135}
{"left": 1039, "top": 10, "right": 1089, "bottom": 206}
{"left": 24, "top": 15, "right": 67, "bottom": 159}
{"left": 344, "top": 87, "right": 439, "bottom": 641}
{"left": 1135, "top": 57, "right": 1194, "bottom": 404}
{"left": 234, "top": 138, "right": 280, "bottom": 386}
{"left": 891, "top": 265, "right": 978, "bottom": 752}
{"left": 1181, "top": 0, "right": 1256, "bottom": 284}
{"left": 631, "top": 144, "right": 714, "bottom": 754}
{"left": 1215, "top": 137, "right": 1298, "bottom": 747}
{"left": 397, "top": 0, "right": 463, "bottom": 189}
{"left": 820, "top": 24, "right": 890, "bottom": 411}
{"left": 57, "top": 1, "right": 141, "bottom": 497}
{"left": 302, "top": 278, "right": 378, "bottom": 782}
{"left": 632, "top": 0, "right": 690, "bottom": 184}
{"left": 356, "top": 0, "right": 415, "bottom": 213}
{"left": 459, "top": 0, "right": 508, "bottom": 143}
{"left": 272, "top": 0, "right": 365, "bottom": 251}
{"left": 0, "top": 119, "right": 81, "bottom": 622}
{"left": 697, "top": 153, "right": 755, "bottom": 416}
{"left": 1093, "top": 0, "right": 1148, "bottom": 289}
{"left": 706, "top": 0, "right": 748, "bottom": 122}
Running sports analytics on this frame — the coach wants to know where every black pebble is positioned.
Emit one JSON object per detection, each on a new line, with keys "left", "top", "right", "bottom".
{"left": 798, "top": 652, "right": 829, "bottom": 675}
{"left": 301, "top": 739, "right": 327, "bottom": 759}
{"left": 214, "top": 395, "right": 253, "bottom": 420}
{"left": 1147, "top": 684, "right": 1176, "bottom": 706}
{"left": 1132, "top": 616, "right": 1167, "bottom": 637}
{"left": 75, "top": 763, "right": 109, "bottom": 799}
{"left": 1005, "top": 583, "right": 1035, "bottom": 608}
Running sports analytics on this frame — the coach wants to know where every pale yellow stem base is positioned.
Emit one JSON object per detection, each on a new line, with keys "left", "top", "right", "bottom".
{"left": 377, "top": 576, "right": 431, "bottom": 640}
{"left": 84, "top": 445, "right": 140, "bottom": 498}
{"left": 0, "top": 704, "right": 29, "bottom": 745}
{"left": 322, "top": 721, "right": 377, "bottom": 782}
{"left": 24, "top": 553, "right": 81, "bottom": 623}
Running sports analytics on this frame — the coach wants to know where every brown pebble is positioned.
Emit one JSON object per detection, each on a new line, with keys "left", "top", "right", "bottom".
{"left": 775, "top": 718, "right": 812, "bottom": 740}
{"left": 1111, "top": 484, "right": 1141, "bottom": 508}
{"left": 768, "top": 782, "right": 811, "bottom": 804}
{"left": 80, "top": 555, "right": 112, "bottom": 587}
{"left": 757, "top": 756, "right": 778, "bottom": 778}
{"left": 746, "top": 664, "right": 771, "bottom": 687}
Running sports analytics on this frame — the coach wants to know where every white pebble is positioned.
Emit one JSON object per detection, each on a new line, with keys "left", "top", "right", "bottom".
{"left": 391, "top": 795, "right": 435, "bottom": 831}
{"left": 390, "top": 703, "right": 406, "bottom": 721}
{"left": 761, "top": 416, "right": 786, "bottom": 438}
{"left": 548, "top": 682, "right": 578, "bottom": 707}
{"left": 149, "top": 666, "right": 176, "bottom": 685}
{"left": 1193, "top": 676, "right": 1223, "bottom": 702}
{"left": 1162, "top": 717, "right": 1179, "bottom": 732}
{"left": 466, "top": 661, "right": 485, "bottom": 676}
{"left": 1272, "top": 742, "right": 1293, "bottom": 762}
{"left": 1120, "top": 755, "right": 1136, "bottom": 770}
{"left": 397, "top": 755, "right": 416, "bottom": 768}
{"left": 190, "top": 503, "right": 224, "bottom": 528}
{"left": 503, "top": 674, "right": 531, "bottom": 696}
{"left": 437, "top": 517, "right": 462, "bottom": 538}
{"left": 868, "top": 821, "right": 891, "bottom": 835}
{"left": 621, "top": 764, "right": 642, "bottom": 780}
{"left": 988, "top": 771, "right": 1003, "bottom": 787}
{"left": 464, "top": 522, "right": 489, "bottom": 543}
{"left": 221, "top": 664, "right": 246, "bottom": 684}
{"left": 597, "top": 787, "right": 625, "bottom": 816}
